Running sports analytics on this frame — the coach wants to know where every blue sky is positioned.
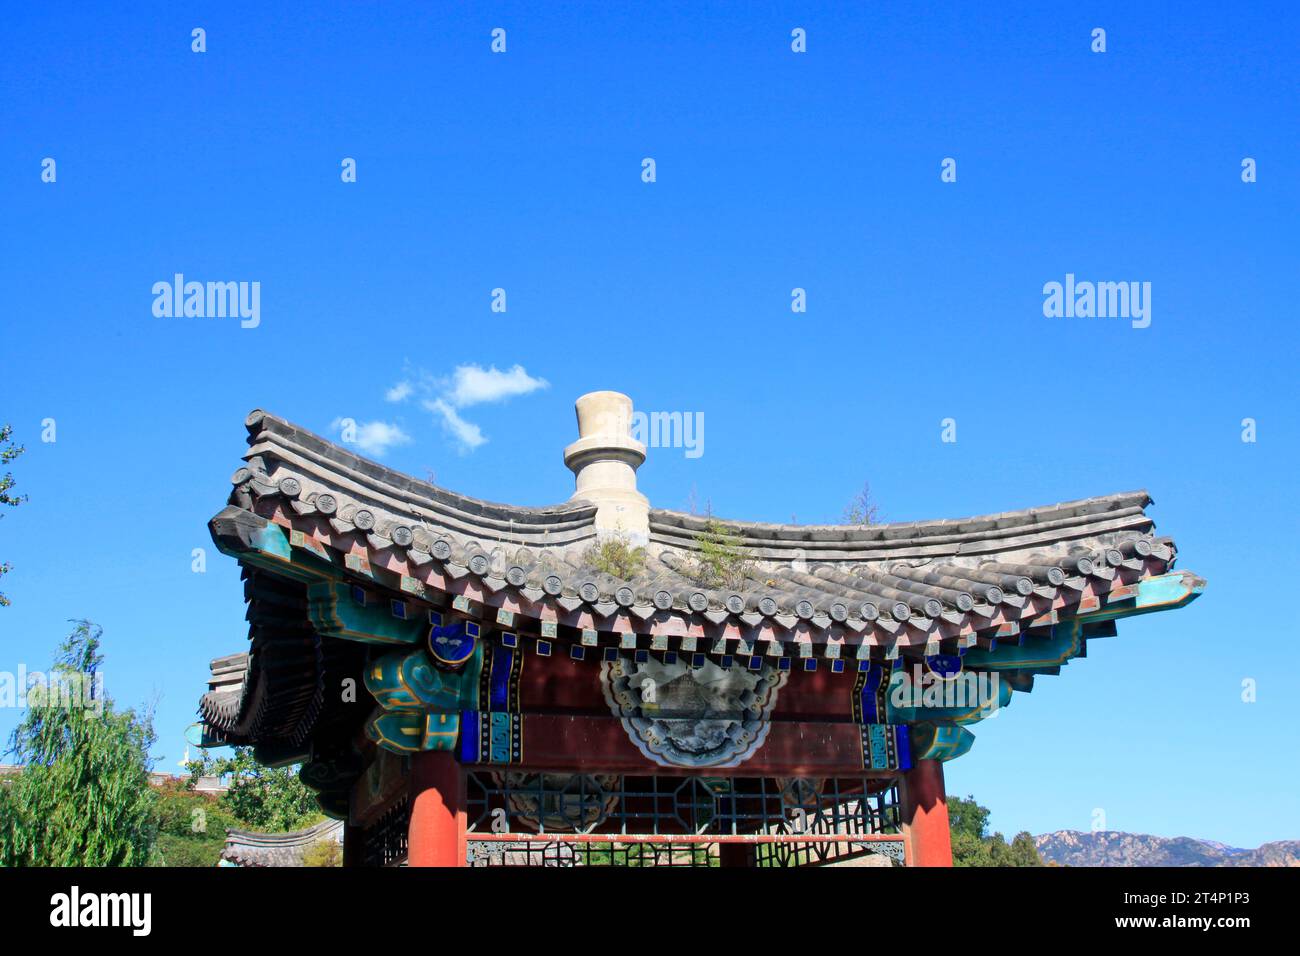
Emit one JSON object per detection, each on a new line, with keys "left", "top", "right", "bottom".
{"left": 2, "top": 2, "right": 1296, "bottom": 847}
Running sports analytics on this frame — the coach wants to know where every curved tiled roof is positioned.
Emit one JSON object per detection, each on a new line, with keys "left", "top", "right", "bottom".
{"left": 221, "top": 818, "right": 344, "bottom": 867}
{"left": 200, "top": 406, "right": 1197, "bottom": 763}
{"left": 649, "top": 490, "right": 1155, "bottom": 561}
{"left": 213, "top": 410, "right": 1179, "bottom": 657}
{"left": 238, "top": 409, "right": 597, "bottom": 546}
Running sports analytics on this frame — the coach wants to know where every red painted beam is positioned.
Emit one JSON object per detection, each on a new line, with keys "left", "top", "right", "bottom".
{"left": 463, "top": 712, "right": 901, "bottom": 777}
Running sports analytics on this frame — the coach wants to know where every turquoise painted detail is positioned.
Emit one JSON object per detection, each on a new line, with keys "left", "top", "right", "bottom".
{"left": 909, "top": 723, "right": 975, "bottom": 761}
{"left": 886, "top": 667, "right": 1014, "bottom": 726}
{"left": 307, "top": 581, "right": 425, "bottom": 645}
{"left": 890, "top": 573, "right": 1205, "bottom": 761}
{"left": 889, "top": 618, "right": 1084, "bottom": 759}
{"left": 252, "top": 522, "right": 292, "bottom": 560}
{"left": 489, "top": 712, "right": 514, "bottom": 762}
{"left": 367, "top": 709, "right": 462, "bottom": 754}
{"left": 212, "top": 521, "right": 332, "bottom": 585}
{"left": 962, "top": 620, "right": 1084, "bottom": 672}
{"left": 364, "top": 644, "right": 483, "bottom": 712}
{"left": 1075, "top": 571, "right": 1205, "bottom": 625}
{"left": 362, "top": 643, "right": 484, "bottom": 754}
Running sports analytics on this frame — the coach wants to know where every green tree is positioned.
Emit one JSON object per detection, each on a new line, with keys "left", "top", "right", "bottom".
{"left": 947, "top": 794, "right": 1043, "bottom": 867}
{"left": 1007, "top": 830, "right": 1044, "bottom": 866}
{"left": 0, "top": 621, "right": 157, "bottom": 866}
{"left": 0, "top": 424, "right": 27, "bottom": 606}
{"left": 187, "top": 747, "right": 321, "bottom": 832}
{"left": 948, "top": 794, "right": 994, "bottom": 865}
{"left": 149, "top": 780, "right": 240, "bottom": 867}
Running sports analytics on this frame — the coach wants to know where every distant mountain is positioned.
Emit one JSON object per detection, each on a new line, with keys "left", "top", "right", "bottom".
{"left": 1034, "top": 830, "right": 1300, "bottom": 867}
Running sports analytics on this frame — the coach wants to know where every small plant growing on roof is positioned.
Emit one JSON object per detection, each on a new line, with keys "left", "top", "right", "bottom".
{"left": 691, "top": 518, "right": 753, "bottom": 591}
{"left": 584, "top": 536, "right": 647, "bottom": 580}
{"left": 843, "top": 482, "right": 881, "bottom": 526}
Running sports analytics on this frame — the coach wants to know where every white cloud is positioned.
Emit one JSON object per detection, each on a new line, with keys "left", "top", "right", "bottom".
{"left": 443, "top": 364, "right": 549, "bottom": 408}
{"left": 424, "top": 399, "right": 486, "bottom": 453}
{"left": 330, "top": 418, "right": 412, "bottom": 457}
{"left": 355, "top": 421, "right": 412, "bottom": 455}
{"left": 372, "top": 363, "right": 546, "bottom": 455}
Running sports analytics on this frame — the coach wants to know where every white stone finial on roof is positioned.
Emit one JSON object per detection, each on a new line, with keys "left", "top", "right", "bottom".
{"left": 563, "top": 391, "right": 649, "bottom": 543}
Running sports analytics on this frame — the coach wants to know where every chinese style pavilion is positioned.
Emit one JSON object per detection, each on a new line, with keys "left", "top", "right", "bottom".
{"left": 197, "top": 391, "right": 1203, "bottom": 867}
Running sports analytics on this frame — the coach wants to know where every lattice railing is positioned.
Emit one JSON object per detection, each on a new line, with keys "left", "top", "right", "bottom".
{"left": 360, "top": 796, "right": 409, "bottom": 868}
{"left": 464, "top": 773, "right": 905, "bottom": 867}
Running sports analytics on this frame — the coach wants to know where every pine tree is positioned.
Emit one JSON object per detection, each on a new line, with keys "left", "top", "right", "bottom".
{"left": 1008, "top": 830, "right": 1044, "bottom": 866}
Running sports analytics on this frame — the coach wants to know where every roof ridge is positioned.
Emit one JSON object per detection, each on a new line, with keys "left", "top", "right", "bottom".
{"left": 224, "top": 818, "right": 342, "bottom": 845}
{"left": 244, "top": 408, "right": 592, "bottom": 521}
{"left": 650, "top": 490, "right": 1152, "bottom": 538}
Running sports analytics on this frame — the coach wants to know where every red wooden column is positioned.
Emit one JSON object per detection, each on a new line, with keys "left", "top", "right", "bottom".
{"left": 901, "top": 759, "right": 953, "bottom": 867}
{"left": 407, "top": 751, "right": 466, "bottom": 867}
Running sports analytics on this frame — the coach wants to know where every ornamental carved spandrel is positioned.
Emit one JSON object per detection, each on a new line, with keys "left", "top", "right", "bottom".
{"left": 600, "top": 655, "right": 786, "bottom": 769}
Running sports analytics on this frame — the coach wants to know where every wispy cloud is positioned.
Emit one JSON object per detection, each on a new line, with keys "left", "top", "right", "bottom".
{"left": 330, "top": 417, "right": 412, "bottom": 457}
{"left": 384, "top": 363, "right": 548, "bottom": 453}
{"left": 424, "top": 399, "right": 486, "bottom": 453}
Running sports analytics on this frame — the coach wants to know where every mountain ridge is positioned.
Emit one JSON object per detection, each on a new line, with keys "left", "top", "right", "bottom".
{"left": 1034, "top": 830, "right": 1300, "bottom": 867}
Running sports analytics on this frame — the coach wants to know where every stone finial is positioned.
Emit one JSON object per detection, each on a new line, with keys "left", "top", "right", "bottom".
{"left": 563, "top": 391, "right": 649, "bottom": 543}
